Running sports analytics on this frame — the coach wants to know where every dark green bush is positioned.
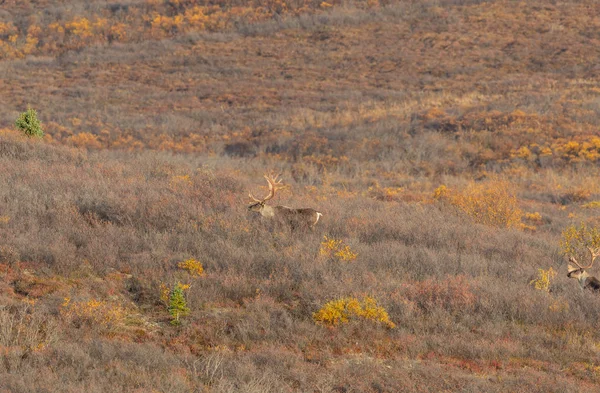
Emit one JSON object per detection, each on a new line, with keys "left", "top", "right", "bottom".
{"left": 15, "top": 107, "right": 44, "bottom": 138}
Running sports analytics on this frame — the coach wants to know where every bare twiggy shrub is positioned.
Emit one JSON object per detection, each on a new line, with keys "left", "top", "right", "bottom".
{"left": 0, "top": 303, "right": 61, "bottom": 351}
{"left": 401, "top": 275, "right": 476, "bottom": 315}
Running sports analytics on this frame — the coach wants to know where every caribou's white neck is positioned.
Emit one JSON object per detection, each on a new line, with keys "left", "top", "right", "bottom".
{"left": 261, "top": 205, "right": 275, "bottom": 217}
{"left": 579, "top": 271, "right": 591, "bottom": 290}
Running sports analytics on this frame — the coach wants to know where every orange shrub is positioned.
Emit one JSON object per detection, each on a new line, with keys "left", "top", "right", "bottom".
{"left": 434, "top": 180, "right": 523, "bottom": 228}
{"left": 61, "top": 297, "right": 127, "bottom": 329}
{"left": 178, "top": 258, "right": 205, "bottom": 277}
{"left": 69, "top": 132, "right": 103, "bottom": 149}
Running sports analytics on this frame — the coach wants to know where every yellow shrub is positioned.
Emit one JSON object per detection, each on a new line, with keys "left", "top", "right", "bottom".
{"left": 178, "top": 258, "right": 205, "bottom": 277}
{"left": 185, "top": 6, "right": 210, "bottom": 28}
{"left": 582, "top": 201, "right": 600, "bottom": 209}
{"left": 512, "top": 146, "right": 533, "bottom": 160}
{"left": 367, "top": 181, "right": 403, "bottom": 201}
{"left": 551, "top": 138, "right": 600, "bottom": 162}
{"left": 320, "top": 235, "right": 357, "bottom": 262}
{"left": 521, "top": 212, "right": 542, "bottom": 231}
{"left": 539, "top": 146, "right": 553, "bottom": 156}
{"left": 524, "top": 212, "right": 542, "bottom": 222}
{"left": 529, "top": 267, "right": 556, "bottom": 292}
{"left": 23, "top": 34, "right": 39, "bottom": 55}
{"left": 109, "top": 23, "right": 127, "bottom": 41}
{"left": 432, "top": 184, "right": 448, "bottom": 200}
{"left": 0, "top": 22, "right": 17, "bottom": 37}
{"left": 313, "top": 296, "right": 395, "bottom": 328}
{"left": 159, "top": 283, "right": 171, "bottom": 306}
{"left": 561, "top": 222, "right": 600, "bottom": 262}
{"left": 65, "top": 17, "right": 93, "bottom": 38}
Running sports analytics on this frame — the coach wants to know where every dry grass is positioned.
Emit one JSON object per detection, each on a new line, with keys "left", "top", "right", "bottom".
{"left": 1, "top": 0, "right": 600, "bottom": 391}
{"left": 1, "top": 129, "right": 600, "bottom": 391}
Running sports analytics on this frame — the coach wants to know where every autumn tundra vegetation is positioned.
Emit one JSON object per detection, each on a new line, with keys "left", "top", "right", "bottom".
{"left": 3, "top": 0, "right": 600, "bottom": 392}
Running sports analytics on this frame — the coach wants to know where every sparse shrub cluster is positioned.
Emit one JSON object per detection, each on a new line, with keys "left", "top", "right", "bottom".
{"left": 0, "top": 303, "right": 60, "bottom": 351}
{"left": 319, "top": 235, "right": 358, "bottom": 262}
{"left": 402, "top": 275, "right": 476, "bottom": 314}
{"left": 367, "top": 182, "right": 404, "bottom": 201}
{"left": 530, "top": 267, "right": 556, "bottom": 293}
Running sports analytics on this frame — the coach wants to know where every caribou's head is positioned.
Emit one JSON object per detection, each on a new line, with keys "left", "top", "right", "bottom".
{"left": 248, "top": 174, "right": 283, "bottom": 216}
{"left": 567, "top": 263, "right": 585, "bottom": 280}
{"left": 247, "top": 200, "right": 265, "bottom": 212}
{"left": 567, "top": 248, "right": 599, "bottom": 276}
{"left": 566, "top": 247, "right": 600, "bottom": 285}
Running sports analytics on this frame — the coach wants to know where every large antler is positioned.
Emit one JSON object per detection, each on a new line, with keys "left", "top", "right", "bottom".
{"left": 248, "top": 192, "right": 262, "bottom": 203}
{"left": 263, "top": 174, "right": 283, "bottom": 202}
{"left": 569, "top": 246, "right": 600, "bottom": 269}
{"left": 249, "top": 174, "right": 283, "bottom": 203}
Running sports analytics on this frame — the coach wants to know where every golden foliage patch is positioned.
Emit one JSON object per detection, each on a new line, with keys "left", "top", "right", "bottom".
{"left": 313, "top": 296, "right": 395, "bottom": 329}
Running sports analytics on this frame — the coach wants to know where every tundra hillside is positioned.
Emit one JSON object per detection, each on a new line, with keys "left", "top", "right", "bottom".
{"left": 2, "top": 1, "right": 600, "bottom": 392}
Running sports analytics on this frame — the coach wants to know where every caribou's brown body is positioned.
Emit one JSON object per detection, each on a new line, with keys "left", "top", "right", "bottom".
{"left": 567, "top": 248, "right": 600, "bottom": 292}
{"left": 248, "top": 174, "right": 322, "bottom": 230}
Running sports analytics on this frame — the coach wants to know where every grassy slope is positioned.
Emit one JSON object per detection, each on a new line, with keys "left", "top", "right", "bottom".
{"left": 1, "top": 1, "right": 600, "bottom": 392}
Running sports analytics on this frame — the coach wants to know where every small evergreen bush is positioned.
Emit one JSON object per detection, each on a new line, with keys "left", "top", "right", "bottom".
{"left": 15, "top": 107, "right": 44, "bottom": 138}
{"left": 168, "top": 283, "right": 190, "bottom": 326}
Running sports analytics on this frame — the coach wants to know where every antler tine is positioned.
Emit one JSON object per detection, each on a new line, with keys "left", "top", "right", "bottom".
{"left": 265, "top": 173, "right": 283, "bottom": 186}
{"left": 586, "top": 246, "right": 600, "bottom": 269}
{"left": 248, "top": 174, "right": 279, "bottom": 204}
{"left": 262, "top": 173, "right": 283, "bottom": 202}
{"left": 569, "top": 255, "right": 584, "bottom": 269}
{"left": 569, "top": 247, "right": 600, "bottom": 270}
{"left": 248, "top": 192, "right": 262, "bottom": 203}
